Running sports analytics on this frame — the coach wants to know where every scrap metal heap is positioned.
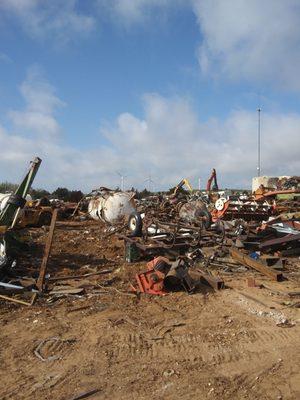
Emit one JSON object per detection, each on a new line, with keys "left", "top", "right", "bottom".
{"left": 118, "top": 170, "right": 300, "bottom": 294}
{"left": 0, "top": 166, "right": 299, "bottom": 305}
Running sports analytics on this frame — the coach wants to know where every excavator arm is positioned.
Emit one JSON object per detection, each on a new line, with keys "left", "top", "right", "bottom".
{"left": 206, "top": 168, "right": 219, "bottom": 192}
{"left": 173, "top": 179, "right": 193, "bottom": 196}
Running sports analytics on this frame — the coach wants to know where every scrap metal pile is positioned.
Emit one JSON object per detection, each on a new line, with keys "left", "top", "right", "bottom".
{"left": 0, "top": 160, "right": 299, "bottom": 305}
{"left": 116, "top": 170, "right": 300, "bottom": 294}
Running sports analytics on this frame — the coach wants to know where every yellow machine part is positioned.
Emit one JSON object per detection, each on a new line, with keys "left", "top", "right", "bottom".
{"left": 173, "top": 179, "right": 193, "bottom": 196}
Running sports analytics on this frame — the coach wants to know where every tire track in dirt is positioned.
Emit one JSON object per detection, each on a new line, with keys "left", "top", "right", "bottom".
{"left": 109, "top": 331, "right": 273, "bottom": 366}
{"left": 0, "top": 369, "right": 73, "bottom": 400}
{"left": 0, "top": 375, "right": 35, "bottom": 400}
{"left": 0, "top": 339, "right": 76, "bottom": 400}
{"left": 111, "top": 325, "right": 299, "bottom": 355}
{"left": 242, "top": 327, "right": 299, "bottom": 345}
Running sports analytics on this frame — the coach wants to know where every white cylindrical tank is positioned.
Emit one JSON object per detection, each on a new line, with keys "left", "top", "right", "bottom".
{"left": 88, "top": 191, "right": 136, "bottom": 224}
{"left": 0, "top": 193, "right": 11, "bottom": 213}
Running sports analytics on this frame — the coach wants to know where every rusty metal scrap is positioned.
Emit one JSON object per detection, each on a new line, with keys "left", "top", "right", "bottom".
{"left": 191, "top": 268, "right": 224, "bottom": 290}
{"left": 1, "top": 171, "right": 300, "bottom": 307}
{"left": 135, "top": 256, "right": 196, "bottom": 295}
{"left": 259, "top": 232, "right": 300, "bottom": 251}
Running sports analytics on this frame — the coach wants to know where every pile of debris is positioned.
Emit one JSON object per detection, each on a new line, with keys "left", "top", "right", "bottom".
{"left": 0, "top": 159, "right": 299, "bottom": 306}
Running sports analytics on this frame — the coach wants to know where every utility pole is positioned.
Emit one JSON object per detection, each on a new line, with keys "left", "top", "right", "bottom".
{"left": 257, "top": 108, "right": 261, "bottom": 177}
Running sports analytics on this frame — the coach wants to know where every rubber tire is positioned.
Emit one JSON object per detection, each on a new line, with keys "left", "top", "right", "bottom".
{"left": 196, "top": 208, "right": 212, "bottom": 229}
{"left": 128, "top": 212, "right": 143, "bottom": 237}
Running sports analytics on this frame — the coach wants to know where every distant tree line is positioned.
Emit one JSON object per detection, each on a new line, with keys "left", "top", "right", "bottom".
{"left": 0, "top": 182, "right": 184, "bottom": 202}
{"left": 0, "top": 184, "right": 156, "bottom": 202}
{"left": 0, "top": 182, "right": 84, "bottom": 202}
{"left": 0, "top": 182, "right": 18, "bottom": 193}
{"left": 51, "top": 188, "right": 84, "bottom": 203}
{"left": 129, "top": 187, "right": 152, "bottom": 199}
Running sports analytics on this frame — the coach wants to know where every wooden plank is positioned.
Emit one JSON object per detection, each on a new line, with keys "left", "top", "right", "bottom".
{"left": 36, "top": 208, "right": 58, "bottom": 291}
{"left": 229, "top": 248, "right": 283, "bottom": 281}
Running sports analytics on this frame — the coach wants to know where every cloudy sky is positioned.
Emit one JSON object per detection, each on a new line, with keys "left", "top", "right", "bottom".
{"left": 0, "top": 0, "right": 299, "bottom": 191}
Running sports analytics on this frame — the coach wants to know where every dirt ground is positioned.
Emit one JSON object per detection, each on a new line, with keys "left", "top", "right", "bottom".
{"left": 0, "top": 221, "right": 300, "bottom": 400}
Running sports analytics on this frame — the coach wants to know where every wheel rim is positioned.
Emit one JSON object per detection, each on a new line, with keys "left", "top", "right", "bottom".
{"left": 129, "top": 218, "right": 137, "bottom": 231}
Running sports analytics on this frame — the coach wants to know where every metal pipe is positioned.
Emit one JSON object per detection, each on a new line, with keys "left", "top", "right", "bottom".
{"left": 257, "top": 108, "right": 261, "bottom": 177}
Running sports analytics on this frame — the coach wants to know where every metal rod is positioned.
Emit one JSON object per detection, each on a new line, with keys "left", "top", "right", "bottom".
{"left": 257, "top": 107, "right": 261, "bottom": 177}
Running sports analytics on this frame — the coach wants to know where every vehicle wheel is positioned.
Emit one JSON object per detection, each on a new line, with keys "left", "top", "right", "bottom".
{"left": 128, "top": 212, "right": 143, "bottom": 237}
{"left": 38, "top": 212, "right": 52, "bottom": 227}
{"left": 196, "top": 208, "right": 212, "bottom": 229}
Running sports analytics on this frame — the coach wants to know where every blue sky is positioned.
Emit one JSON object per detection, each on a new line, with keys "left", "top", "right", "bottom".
{"left": 0, "top": 0, "right": 299, "bottom": 191}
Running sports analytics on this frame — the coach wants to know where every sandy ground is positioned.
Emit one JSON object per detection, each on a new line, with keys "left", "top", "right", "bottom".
{"left": 0, "top": 221, "right": 300, "bottom": 400}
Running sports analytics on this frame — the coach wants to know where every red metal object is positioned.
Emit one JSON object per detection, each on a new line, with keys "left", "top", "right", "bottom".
{"left": 135, "top": 270, "right": 167, "bottom": 295}
{"left": 211, "top": 198, "right": 271, "bottom": 222}
{"left": 206, "top": 168, "right": 218, "bottom": 192}
{"left": 146, "top": 256, "right": 171, "bottom": 271}
{"left": 211, "top": 200, "right": 230, "bottom": 221}
{"left": 136, "top": 256, "right": 171, "bottom": 295}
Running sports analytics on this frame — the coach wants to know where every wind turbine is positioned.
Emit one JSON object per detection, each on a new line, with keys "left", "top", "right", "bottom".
{"left": 144, "top": 173, "right": 155, "bottom": 193}
{"left": 198, "top": 177, "right": 201, "bottom": 191}
{"left": 116, "top": 171, "right": 127, "bottom": 191}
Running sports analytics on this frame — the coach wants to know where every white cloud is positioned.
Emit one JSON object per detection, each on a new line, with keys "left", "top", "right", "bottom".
{"left": 1, "top": 71, "right": 300, "bottom": 192}
{"left": 8, "top": 66, "right": 65, "bottom": 137}
{"left": 97, "top": 0, "right": 185, "bottom": 27}
{"left": 96, "top": 0, "right": 300, "bottom": 90}
{"left": 0, "top": 68, "right": 125, "bottom": 190}
{"left": 101, "top": 95, "right": 300, "bottom": 189}
{"left": 0, "top": 0, "right": 95, "bottom": 43}
{"left": 192, "top": 0, "right": 300, "bottom": 90}
{"left": 2, "top": 0, "right": 300, "bottom": 92}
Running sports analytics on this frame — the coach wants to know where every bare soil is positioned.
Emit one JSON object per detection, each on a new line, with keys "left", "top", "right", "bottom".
{"left": 0, "top": 221, "right": 300, "bottom": 400}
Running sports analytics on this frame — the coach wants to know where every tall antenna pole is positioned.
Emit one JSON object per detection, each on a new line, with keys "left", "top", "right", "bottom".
{"left": 198, "top": 177, "right": 201, "bottom": 191}
{"left": 257, "top": 107, "right": 261, "bottom": 177}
